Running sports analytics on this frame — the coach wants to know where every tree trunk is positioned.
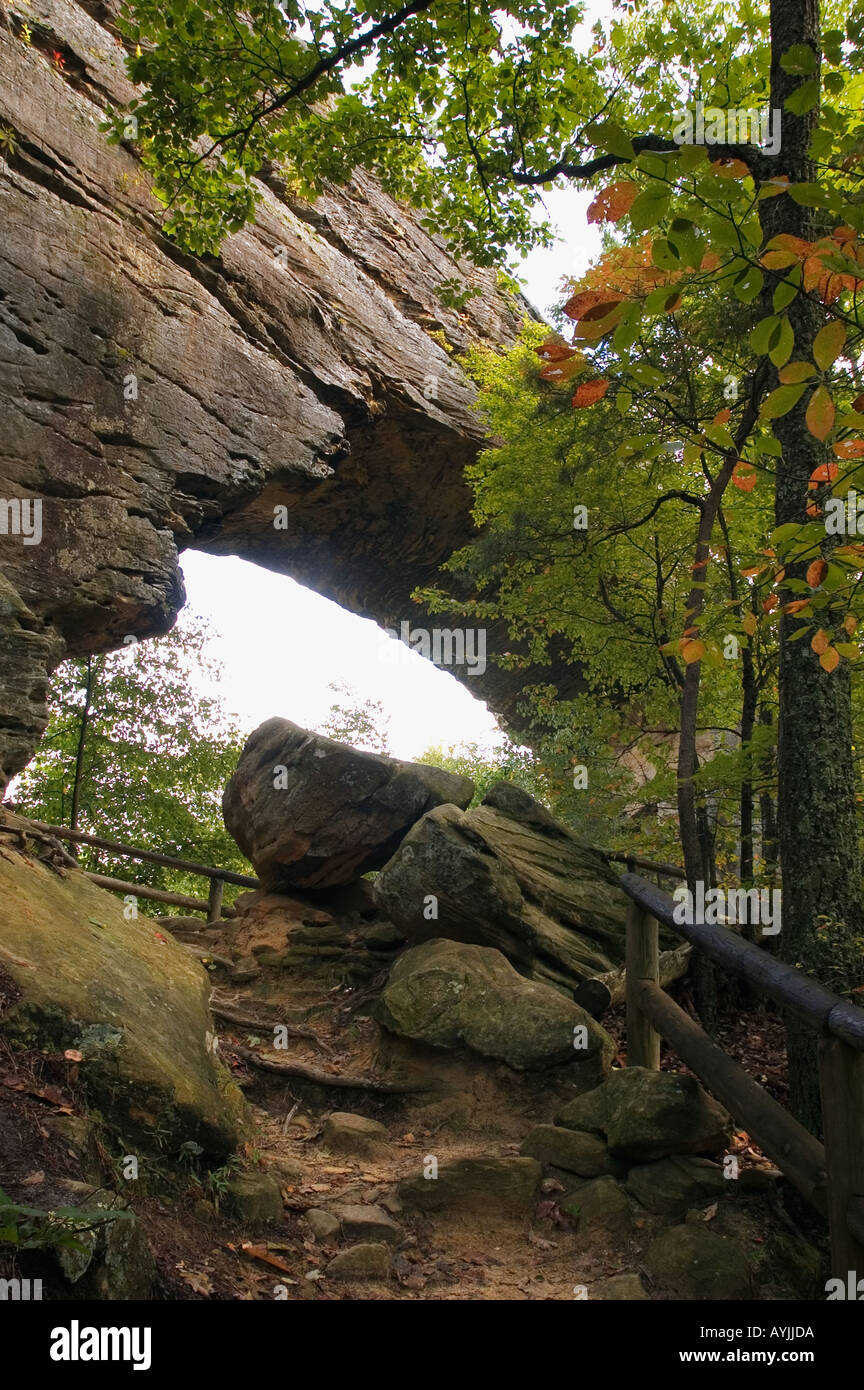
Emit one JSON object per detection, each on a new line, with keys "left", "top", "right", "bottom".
{"left": 762, "top": 0, "right": 864, "bottom": 1133}
{"left": 69, "top": 656, "right": 96, "bottom": 842}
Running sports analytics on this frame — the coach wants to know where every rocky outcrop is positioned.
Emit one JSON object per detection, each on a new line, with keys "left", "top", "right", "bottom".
{"left": 372, "top": 783, "right": 633, "bottom": 992}
{"left": 0, "top": 0, "right": 548, "bottom": 793}
{"left": 0, "top": 813, "right": 247, "bottom": 1155}
{"left": 223, "top": 718, "right": 474, "bottom": 890}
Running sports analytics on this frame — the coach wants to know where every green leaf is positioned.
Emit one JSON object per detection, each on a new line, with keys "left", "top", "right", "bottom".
{"left": 780, "top": 44, "right": 818, "bottom": 75}
{"left": 760, "top": 383, "right": 807, "bottom": 419}
{"left": 628, "top": 185, "right": 671, "bottom": 232}
{"left": 784, "top": 79, "right": 820, "bottom": 115}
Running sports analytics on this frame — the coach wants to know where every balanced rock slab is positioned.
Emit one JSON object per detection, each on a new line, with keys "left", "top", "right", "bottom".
{"left": 375, "top": 937, "right": 615, "bottom": 1078}
{"left": 373, "top": 782, "right": 634, "bottom": 992}
{"left": 223, "top": 719, "right": 474, "bottom": 890}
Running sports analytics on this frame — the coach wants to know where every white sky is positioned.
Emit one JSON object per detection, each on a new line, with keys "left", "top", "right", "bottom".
{"left": 179, "top": 6, "right": 610, "bottom": 760}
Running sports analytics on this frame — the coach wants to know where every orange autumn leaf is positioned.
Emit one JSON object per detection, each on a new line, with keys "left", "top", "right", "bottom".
{"left": 562, "top": 290, "right": 625, "bottom": 322}
{"left": 845, "top": 614, "right": 858, "bottom": 635}
{"left": 535, "top": 340, "right": 580, "bottom": 362}
{"left": 742, "top": 613, "right": 758, "bottom": 636}
{"left": 681, "top": 639, "right": 705, "bottom": 664}
{"left": 571, "top": 378, "right": 609, "bottom": 408}
{"left": 762, "top": 595, "right": 779, "bottom": 613}
{"left": 811, "top": 628, "right": 830, "bottom": 654}
{"left": 711, "top": 157, "right": 751, "bottom": 179}
{"left": 820, "top": 646, "right": 841, "bottom": 672}
{"left": 713, "top": 408, "right": 732, "bottom": 425}
{"left": 732, "top": 461, "right": 757, "bottom": 492}
{"left": 700, "top": 250, "right": 721, "bottom": 271}
{"left": 833, "top": 440, "right": 864, "bottom": 459}
{"left": 806, "top": 386, "right": 835, "bottom": 441}
{"left": 808, "top": 462, "right": 839, "bottom": 489}
{"left": 784, "top": 599, "right": 811, "bottom": 614}
{"left": 806, "top": 558, "right": 828, "bottom": 587}
{"left": 741, "top": 565, "right": 765, "bottom": 577}
{"left": 539, "top": 354, "right": 585, "bottom": 383}
{"left": 587, "top": 180, "right": 639, "bottom": 225}
{"left": 806, "top": 501, "right": 822, "bottom": 517}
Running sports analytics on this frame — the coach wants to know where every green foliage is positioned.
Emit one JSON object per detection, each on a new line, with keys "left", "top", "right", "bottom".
{"left": 13, "top": 615, "right": 250, "bottom": 896}
{"left": 416, "top": 737, "right": 548, "bottom": 807}
{"left": 0, "top": 1185, "right": 133, "bottom": 1256}
{"left": 317, "top": 681, "right": 391, "bottom": 754}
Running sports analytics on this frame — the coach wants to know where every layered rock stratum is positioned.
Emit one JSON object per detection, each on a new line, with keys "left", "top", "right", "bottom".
{"left": 0, "top": 0, "right": 546, "bottom": 792}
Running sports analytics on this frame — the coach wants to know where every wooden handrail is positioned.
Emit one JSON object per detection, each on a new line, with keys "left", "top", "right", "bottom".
{"left": 619, "top": 870, "right": 864, "bottom": 1282}
{"left": 619, "top": 871, "right": 864, "bottom": 1050}
{"left": 605, "top": 851, "right": 687, "bottom": 880}
{"left": 27, "top": 820, "right": 259, "bottom": 889}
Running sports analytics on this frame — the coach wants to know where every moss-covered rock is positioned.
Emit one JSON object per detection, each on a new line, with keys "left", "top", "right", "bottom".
{"left": 53, "top": 1182, "right": 155, "bottom": 1300}
{"left": 626, "top": 1155, "right": 727, "bottom": 1215}
{"left": 398, "top": 1157, "right": 542, "bottom": 1215}
{"left": 226, "top": 1171, "right": 284, "bottom": 1225}
{"left": 556, "top": 1068, "right": 729, "bottom": 1161}
{"left": 645, "top": 1225, "right": 752, "bottom": 1300}
{"left": 565, "top": 1176, "right": 633, "bottom": 1236}
{"left": 520, "top": 1125, "right": 622, "bottom": 1178}
{"left": 0, "top": 842, "right": 247, "bottom": 1157}
{"left": 327, "top": 1242, "right": 392, "bottom": 1280}
{"left": 375, "top": 938, "right": 615, "bottom": 1078}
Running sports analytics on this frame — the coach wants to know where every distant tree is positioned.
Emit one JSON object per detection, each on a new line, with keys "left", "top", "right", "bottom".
{"left": 417, "top": 738, "right": 550, "bottom": 808}
{"left": 317, "top": 682, "right": 392, "bottom": 754}
{"left": 12, "top": 616, "right": 250, "bottom": 897}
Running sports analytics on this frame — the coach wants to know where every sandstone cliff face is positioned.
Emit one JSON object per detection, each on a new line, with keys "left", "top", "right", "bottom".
{"left": 0, "top": 0, "right": 541, "bottom": 791}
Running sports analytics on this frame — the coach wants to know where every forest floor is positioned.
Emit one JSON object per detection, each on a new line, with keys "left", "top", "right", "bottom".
{"left": 0, "top": 920, "right": 818, "bottom": 1302}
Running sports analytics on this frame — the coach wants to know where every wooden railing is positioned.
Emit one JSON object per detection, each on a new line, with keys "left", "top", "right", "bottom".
{"left": 27, "top": 820, "right": 259, "bottom": 922}
{"left": 619, "top": 870, "right": 864, "bottom": 1280}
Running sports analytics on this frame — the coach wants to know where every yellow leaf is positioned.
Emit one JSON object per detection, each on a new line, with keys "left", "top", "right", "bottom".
{"left": 811, "top": 628, "right": 830, "bottom": 654}
{"left": 682, "top": 639, "right": 705, "bottom": 664}
{"left": 813, "top": 320, "right": 846, "bottom": 371}
{"left": 819, "top": 646, "right": 840, "bottom": 672}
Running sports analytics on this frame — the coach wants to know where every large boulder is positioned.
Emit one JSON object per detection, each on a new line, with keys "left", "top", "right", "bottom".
{"left": 372, "top": 783, "right": 633, "bottom": 992}
{"left": 556, "top": 1067, "right": 731, "bottom": 1162}
{"left": 0, "top": 821, "right": 247, "bottom": 1157}
{"left": 223, "top": 719, "right": 474, "bottom": 890}
{"left": 374, "top": 938, "right": 616, "bottom": 1079}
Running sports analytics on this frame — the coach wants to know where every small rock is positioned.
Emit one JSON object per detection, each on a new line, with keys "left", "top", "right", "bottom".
{"left": 192, "top": 1199, "right": 216, "bottom": 1225}
{"left": 266, "top": 1155, "right": 305, "bottom": 1184}
{"left": 380, "top": 1190, "right": 403, "bottom": 1217}
{"left": 520, "top": 1125, "right": 622, "bottom": 1178}
{"left": 226, "top": 1171, "right": 284, "bottom": 1224}
{"left": 755, "top": 1231, "right": 823, "bottom": 1299}
{"left": 590, "top": 1272, "right": 648, "bottom": 1300}
{"left": 322, "top": 1111, "right": 389, "bottom": 1156}
{"left": 398, "top": 1157, "right": 541, "bottom": 1215}
{"left": 332, "top": 1203, "right": 403, "bottom": 1246}
{"left": 566, "top": 1176, "right": 632, "bottom": 1236}
{"left": 327, "top": 1242, "right": 392, "bottom": 1280}
{"left": 626, "top": 1155, "right": 726, "bottom": 1215}
{"left": 306, "top": 1208, "right": 340, "bottom": 1241}
{"left": 645, "top": 1225, "right": 752, "bottom": 1300}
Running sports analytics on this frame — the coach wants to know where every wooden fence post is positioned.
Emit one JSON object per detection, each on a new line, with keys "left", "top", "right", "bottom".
{"left": 625, "top": 898, "right": 660, "bottom": 1070}
{"left": 207, "top": 877, "right": 225, "bottom": 925}
{"left": 819, "top": 1036, "right": 864, "bottom": 1282}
